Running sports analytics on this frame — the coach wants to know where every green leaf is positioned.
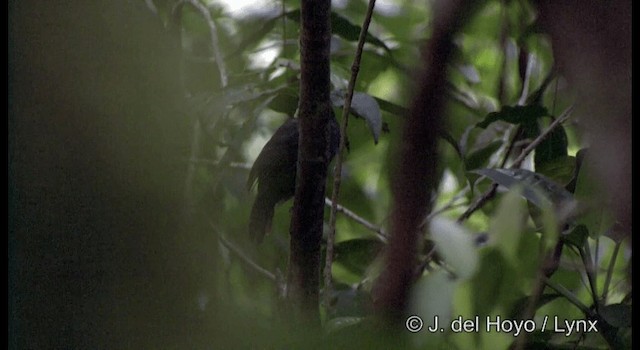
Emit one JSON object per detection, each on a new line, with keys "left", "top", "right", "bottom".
{"left": 331, "top": 91, "right": 382, "bottom": 144}
{"left": 534, "top": 121, "right": 568, "bottom": 171}
{"left": 333, "top": 239, "right": 384, "bottom": 277}
{"left": 472, "top": 168, "right": 574, "bottom": 208}
{"left": 477, "top": 105, "right": 548, "bottom": 129}
{"left": 268, "top": 91, "right": 299, "bottom": 116}
{"left": 464, "top": 140, "right": 503, "bottom": 171}
{"left": 429, "top": 217, "right": 479, "bottom": 279}
{"left": 410, "top": 270, "right": 458, "bottom": 331}
{"left": 535, "top": 156, "right": 576, "bottom": 187}
{"left": 489, "top": 187, "right": 527, "bottom": 264}
{"left": 470, "top": 249, "right": 509, "bottom": 317}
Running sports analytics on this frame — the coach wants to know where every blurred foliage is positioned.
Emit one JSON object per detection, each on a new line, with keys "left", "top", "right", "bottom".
{"left": 165, "top": 0, "right": 630, "bottom": 348}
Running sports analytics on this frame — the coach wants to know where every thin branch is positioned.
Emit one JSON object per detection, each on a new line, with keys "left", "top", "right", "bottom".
{"left": 580, "top": 244, "right": 600, "bottom": 306}
{"left": 324, "top": 198, "right": 388, "bottom": 242}
{"left": 213, "top": 225, "right": 277, "bottom": 282}
{"left": 324, "top": 0, "right": 378, "bottom": 313}
{"left": 601, "top": 240, "right": 621, "bottom": 301}
{"left": 544, "top": 277, "right": 595, "bottom": 317}
{"left": 457, "top": 105, "right": 574, "bottom": 223}
{"left": 514, "top": 105, "right": 574, "bottom": 165}
{"left": 172, "top": 0, "right": 228, "bottom": 88}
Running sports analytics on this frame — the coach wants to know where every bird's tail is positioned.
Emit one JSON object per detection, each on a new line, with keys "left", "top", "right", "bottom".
{"left": 249, "top": 193, "right": 274, "bottom": 244}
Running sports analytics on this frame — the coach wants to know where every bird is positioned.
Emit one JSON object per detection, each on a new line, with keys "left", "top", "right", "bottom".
{"left": 247, "top": 112, "right": 340, "bottom": 243}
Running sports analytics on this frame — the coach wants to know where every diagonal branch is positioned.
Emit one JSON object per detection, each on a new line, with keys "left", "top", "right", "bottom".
{"left": 457, "top": 105, "right": 574, "bottom": 223}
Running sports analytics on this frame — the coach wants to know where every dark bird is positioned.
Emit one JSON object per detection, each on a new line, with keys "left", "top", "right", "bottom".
{"left": 247, "top": 113, "right": 340, "bottom": 243}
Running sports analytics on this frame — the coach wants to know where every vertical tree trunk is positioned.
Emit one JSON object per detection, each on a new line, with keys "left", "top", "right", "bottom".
{"left": 287, "top": 0, "right": 333, "bottom": 323}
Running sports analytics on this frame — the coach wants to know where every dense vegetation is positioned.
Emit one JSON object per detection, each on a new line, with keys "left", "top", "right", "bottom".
{"left": 9, "top": 0, "right": 630, "bottom": 349}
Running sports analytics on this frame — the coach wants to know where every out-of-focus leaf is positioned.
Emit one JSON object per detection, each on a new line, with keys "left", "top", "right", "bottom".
{"left": 430, "top": 217, "right": 479, "bottom": 279}
{"left": 472, "top": 168, "right": 574, "bottom": 208}
{"left": 489, "top": 187, "right": 527, "bottom": 263}
{"left": 477, "top": 105, "right": 548, "bottom": 129}
{"left": 471, "top": 249, "right": 510, "bottom": 318}
{"left": 458, "top": 64, "right": 481, "bottom": 84}
{"left": 572, "top": 151, "right": 616, "bottom": 239}
{"left": 534, "top": 121, "right": 568, "bottom": 171}
{"left": 333, "top": 238, "right": 384, "bottom": 276}
{"left": 410, "top": 270, "right": 457, "bottom": 332}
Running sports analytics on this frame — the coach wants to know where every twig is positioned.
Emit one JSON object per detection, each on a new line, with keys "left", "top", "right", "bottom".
{"left": 580, "top": 244, "right": 600, "bottom": 305}
{"left": 457, "top": 105, "right": 574, "bottom": 223}
{"left": 544, "top": 277, "right": 594, "bottom": 317}
{"left": 324, "top": 0, "right": 378, "bottom": 312}
{"left": 172, "top": 0, "right": 228, "bottom": 88}
{"left": 324, "top": 198, "right": 388, "bottom": 242}
{"left": 512, "top": 105, "right": 573, "bottom": 165}
{"left": 602, "top": 240, "right": 621, "bottom": 301}
{"left": 213, "top": 225, "right": 277, "bottom": 282}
